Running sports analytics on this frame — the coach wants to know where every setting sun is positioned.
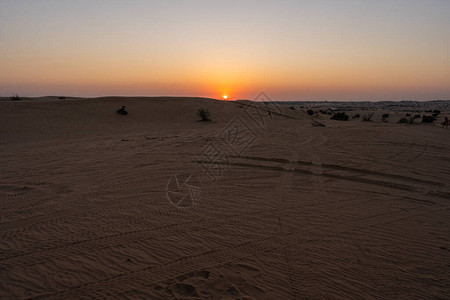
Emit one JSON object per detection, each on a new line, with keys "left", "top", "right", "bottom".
{"left": 223, "top": 95, "right": 228, "bottom": 100}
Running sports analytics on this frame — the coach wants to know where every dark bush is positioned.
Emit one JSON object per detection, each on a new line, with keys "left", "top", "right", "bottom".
{"left": 405, "top": 113, "right": 411, "bottom": 117}
{"left": 398, "top": 117, "right": 414, "bottom": 124}
{"left": 197, "top": 108, "right": 211, "bottom": 122}
{"left": 116, "top": 106, "right": 128, "bottom": 115}
{"left": 382, "top": 113, "right": 389, "bottom": 122}
{"left": 306, "top": 109, "right": 314, "bottom": 116}
{"left": 421, "top": 115, "right": 436, "bottom": 123}
{"left": 432, "top": 110, "right": 440, "bottom": 118}
{"left": 11, "top": 94, "right": 20, "bottom": 100}
{"left": 362, "top": 113, "right": 374, "bottom": 122}
{"left": 414, "top": 114, "right": 421, "bottom": 119}
{"left": 398, "top": 117, "right": 409, "bottom": 124}
{"left": 352, "top": 113, "right": 360, "bottom": 119}
{"left": 330, "top": 112, "right": 349, "bottom": 121}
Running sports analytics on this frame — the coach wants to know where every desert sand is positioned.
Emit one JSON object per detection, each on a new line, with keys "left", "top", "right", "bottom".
{"left": 1, "top": 97, "right": 449, "bottom": 299}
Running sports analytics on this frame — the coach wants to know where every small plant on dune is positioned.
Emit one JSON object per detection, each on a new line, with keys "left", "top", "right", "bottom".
{"left": 306, "top": 109, "right": 314, "bottom": 116}
{"left": 405, "top": 113, "right": 411, "bottom": 117}
{"left": 421, "top": 115, "right": 436, "bottom": 123}
{"left": 382, "top": 113, "right": 389, "bottom": 122}
{"left": 352, "top": 113, "right": 360, "bottom": 119}
{"left": 398, "top": 117, "right": 409, "bottom": 124}
{"left": 414, "top": 114, "right": 421, "bottom": 119}
{"left": 397, "top": 116, "right": 415, "bottom": 124}
{"left": 362, "top": 113, "right": 374, "bottom": 122}
{"left": 432, "top": 110, "right": 441, "bottom": 118}
{"left": 11, "top": 94, "right": 20, "bottom": 101}
{"left": 196, "top": 107, "right": 211, "bottom": 122}
{"left": 330, "top": 112, "right": 349, "bottom": 121}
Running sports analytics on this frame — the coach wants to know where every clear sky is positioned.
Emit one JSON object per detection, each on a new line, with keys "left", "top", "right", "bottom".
{"left": 1, "top": 0, "right": 449, "bottom": 100}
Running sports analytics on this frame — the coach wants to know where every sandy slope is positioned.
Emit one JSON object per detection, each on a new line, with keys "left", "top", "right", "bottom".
{"left": 0, "top": 97, "right": 449, "bottom": 299}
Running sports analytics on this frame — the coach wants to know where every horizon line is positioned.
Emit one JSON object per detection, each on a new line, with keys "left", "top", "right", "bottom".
{"left": 2, "top": 95, "right": 449, "bottom": 103}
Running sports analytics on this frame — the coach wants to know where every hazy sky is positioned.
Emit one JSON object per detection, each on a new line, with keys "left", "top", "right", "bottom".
{"left": 1, "top": 0, "right": 449, "bottom": 100}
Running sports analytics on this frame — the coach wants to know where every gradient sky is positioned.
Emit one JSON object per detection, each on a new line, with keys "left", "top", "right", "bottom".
{"left": 1, "top": 0, "right": 449, "bottom": 100}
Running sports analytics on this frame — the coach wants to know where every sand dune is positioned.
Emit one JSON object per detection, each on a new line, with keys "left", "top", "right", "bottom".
{"left": 1, "top": 97, "right": 449, "bottom": 299}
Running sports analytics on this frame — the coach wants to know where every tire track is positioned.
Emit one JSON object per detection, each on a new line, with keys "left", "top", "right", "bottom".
{"left": 274, "top": 149, "right": 299, "bottom": 299}
{"left": 0, "top": 192, "right": 166, "bottom": 241}
{"left": 200, "top": 159, "right": 447, "bottom": 199}
{"left": 0, "top": 186, "right": 167, "bottom": 233}
{"left": 28, "top": 204, "right": 449, "bottom": 299}
{"left": 1, "top": 211, "right": 268, "bottom": 270}
{"left": 231, "top": 155, "right": 441, "bottom": 187}
{"left": 1, "top": 187, "right": 363, "bottom": 270}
